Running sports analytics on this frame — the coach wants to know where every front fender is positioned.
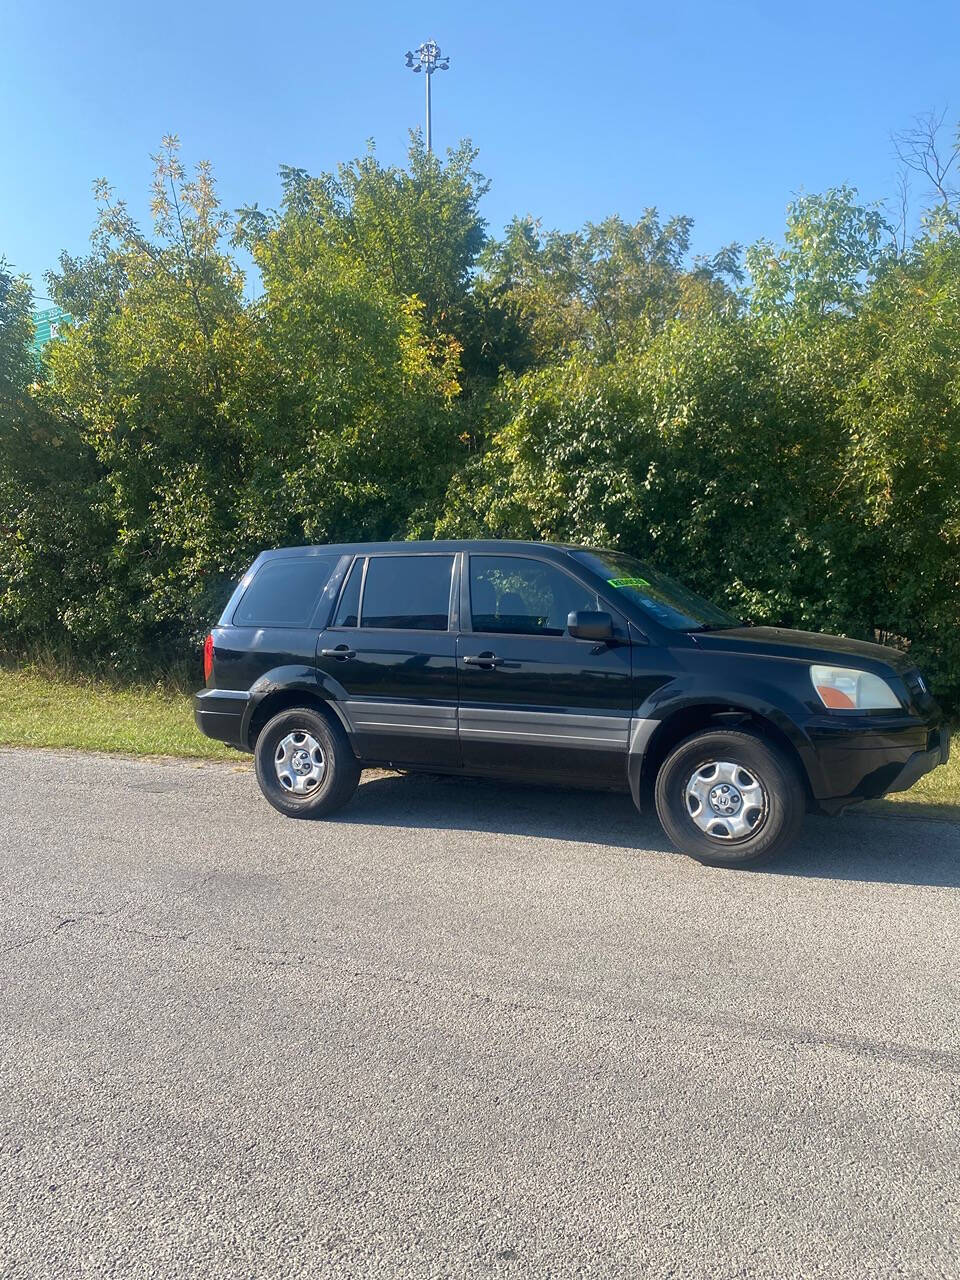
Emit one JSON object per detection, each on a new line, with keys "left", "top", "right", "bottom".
{"left": 628, "top": 676, "right": 820, "bottom": 802}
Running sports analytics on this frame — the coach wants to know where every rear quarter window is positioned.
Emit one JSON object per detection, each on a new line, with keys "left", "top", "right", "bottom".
{"left": 232, "top": 556, "right": 339, "bottom": 627}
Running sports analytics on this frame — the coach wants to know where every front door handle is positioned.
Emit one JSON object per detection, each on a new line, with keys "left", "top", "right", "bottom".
{"left": 462, "top": 653, "right": 505, "bottom": 668}
{"left": 320, "top": 646, "right": 356, "bottom": 660}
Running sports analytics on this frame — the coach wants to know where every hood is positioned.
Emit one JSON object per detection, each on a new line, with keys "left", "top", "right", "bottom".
{"left": 691, "top": 625, "right": 912, "bottom": 672}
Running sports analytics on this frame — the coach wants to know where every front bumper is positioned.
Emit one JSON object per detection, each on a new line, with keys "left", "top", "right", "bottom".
{"left": 193, "top": 688, "right": 249, "bottom": 750}
{"left": 885, "top": 726, "right": 951, "bottom": 794}
{"left": 807, "top": 717, "right": 950, "bottom": 814}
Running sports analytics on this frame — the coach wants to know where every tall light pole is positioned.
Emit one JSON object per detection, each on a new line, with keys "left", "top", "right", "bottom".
{"left": 404, "top": 40, "right": 450, "bottom": 153}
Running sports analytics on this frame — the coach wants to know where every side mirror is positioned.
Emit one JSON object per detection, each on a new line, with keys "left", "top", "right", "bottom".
{"left": 567, "top": 610, "right": 614, "bottom": 641}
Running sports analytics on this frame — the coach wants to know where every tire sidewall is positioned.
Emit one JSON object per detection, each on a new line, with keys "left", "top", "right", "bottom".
{"left": 655, "top": 730, "right": 803, "bottom": 866}
{"left": 254, "top": 708, "right": 355, "bottom": 818}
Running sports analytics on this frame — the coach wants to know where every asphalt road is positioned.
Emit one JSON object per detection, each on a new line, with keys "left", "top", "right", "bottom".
{"left": 1, "top": 747, "right": 959, "bottom": 1280}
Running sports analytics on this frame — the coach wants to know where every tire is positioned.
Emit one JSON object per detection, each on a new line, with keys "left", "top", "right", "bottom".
{"left": 254, "top": 706, "right": 360, "bottom": 819}
{"left": 654, "top": 728, "right": 805, "bottom": 868}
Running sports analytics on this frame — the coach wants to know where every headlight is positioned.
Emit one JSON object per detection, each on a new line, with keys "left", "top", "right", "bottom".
{"left": 810, "top": 664, "right": 902, "bottom": 710}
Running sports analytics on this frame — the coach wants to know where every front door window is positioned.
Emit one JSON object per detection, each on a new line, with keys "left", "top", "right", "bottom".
{"left": 469, "top": 555, "right": 599, "bottom": 636}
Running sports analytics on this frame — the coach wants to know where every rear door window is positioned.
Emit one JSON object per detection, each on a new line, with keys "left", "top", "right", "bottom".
{"left": 233, "top": 556, "right": 339, "bottom": 627}
{"left": 360, "top": 555, "right": 454, "bottom": 631}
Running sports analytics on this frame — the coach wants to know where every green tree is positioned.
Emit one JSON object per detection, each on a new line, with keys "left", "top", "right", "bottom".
{"left": 838, "top": 230, "right": 960, "bottom": 702}
{"left": 32, "top": 136, "right": 251, "bottom": 653}
{"left": 238, "top": 136, "right": 489, "bottom": 348}
{"left": 1, "top": 138, "right": 464, "bottom": 662}
{"left": 476, "top": 212, "right": 741, "bottom": 369}
{"left": 438, "top": 310, "right": 867, "bottom": 634}
{"left": 0, "top": 259, "right": 34, "bottom": 413}
{"left": 235, "top": 197, "right": 461, "bottom": 551}
{"left": 4, "top": 129, "right": 960, "bottom": 715}
{"left": 0, "top": 258, "right": 108, "bottom": 644}
{"left": 745, "top": 186, "right": 890, "bottom": 325}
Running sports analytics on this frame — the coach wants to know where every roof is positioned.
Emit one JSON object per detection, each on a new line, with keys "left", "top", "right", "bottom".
{"left": 257, "top": 539, "right": 594, "bottom": 561}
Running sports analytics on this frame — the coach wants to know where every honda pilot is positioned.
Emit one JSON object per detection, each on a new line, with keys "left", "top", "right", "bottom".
{"left": 194, "top": 541, "right": 949, "bottom": 867}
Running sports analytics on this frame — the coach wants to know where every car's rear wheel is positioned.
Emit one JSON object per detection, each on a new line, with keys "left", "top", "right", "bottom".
{"left": 254, "top": 707, "right": 360, "bottom": 819}
{"left": 654, "top": 728, "right": 805, "bottom": 867}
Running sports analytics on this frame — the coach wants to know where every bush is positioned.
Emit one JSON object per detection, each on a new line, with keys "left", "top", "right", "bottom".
{"left": 3, "top": 145, "right": 960, "bottom": 711}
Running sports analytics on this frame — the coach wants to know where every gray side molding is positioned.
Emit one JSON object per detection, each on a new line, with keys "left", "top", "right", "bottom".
{"left": 627, "top": 715, "right": 660, "bottom": 807}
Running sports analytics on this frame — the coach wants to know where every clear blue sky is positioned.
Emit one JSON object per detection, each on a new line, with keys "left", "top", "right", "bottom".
{"left": 3, "top": 0, "right": 958, "bottom": 301}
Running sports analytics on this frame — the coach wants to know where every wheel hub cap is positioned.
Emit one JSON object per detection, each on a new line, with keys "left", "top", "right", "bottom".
{"left": 709, "top": 783, "right": 742, "bottom": 815}
{"left": 275, "top": 731, "right": 326, "bottom": 795}
{"left": 685, "top": 760, "right": 767, "bottom": 842}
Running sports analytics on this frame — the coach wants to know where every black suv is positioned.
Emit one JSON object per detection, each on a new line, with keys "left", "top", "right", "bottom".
{"left": 194, "top": 540, "right": 948, "bottom": 867}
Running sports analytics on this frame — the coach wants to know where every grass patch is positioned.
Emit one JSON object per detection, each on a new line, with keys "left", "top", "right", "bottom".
{"left": 0, "top": 662, "right": 957, "bottom": 815}
{"left": 0, "top": 664, "right": 235, "bottom": 760}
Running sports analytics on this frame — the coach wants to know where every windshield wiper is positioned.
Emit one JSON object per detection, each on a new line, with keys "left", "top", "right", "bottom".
{"left": 688, "top": 620, "right": 751, "bottom": 632}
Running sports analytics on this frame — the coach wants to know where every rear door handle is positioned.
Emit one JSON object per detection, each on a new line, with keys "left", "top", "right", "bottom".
{"left": 321, "top": 646, "right": 356, "bottom": 660}
{"left": 462, "top": 653, "right": 505, "bottom": 667}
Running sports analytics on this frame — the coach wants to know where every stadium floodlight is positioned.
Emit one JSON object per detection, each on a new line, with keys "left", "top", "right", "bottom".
{"left": 404, "top": 40, "right": 450, "bottom": 152}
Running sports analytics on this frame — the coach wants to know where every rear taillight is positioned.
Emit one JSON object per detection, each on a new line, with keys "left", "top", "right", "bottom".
{"left": 203, "top": 633, "right": 214, "bottom": 683}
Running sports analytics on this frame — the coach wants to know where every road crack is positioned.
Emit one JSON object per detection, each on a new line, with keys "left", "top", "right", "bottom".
{"left": 16, "top": 909, "right": 956, "bottom": 1081}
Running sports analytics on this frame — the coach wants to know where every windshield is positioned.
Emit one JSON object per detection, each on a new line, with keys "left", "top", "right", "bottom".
{"left": 570, "top": 549, "right": 739, "bottom": 631}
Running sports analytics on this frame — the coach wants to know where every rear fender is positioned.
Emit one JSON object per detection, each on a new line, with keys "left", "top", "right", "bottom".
{"left": 241, "top": 665, "right": 352, "bottom": 744}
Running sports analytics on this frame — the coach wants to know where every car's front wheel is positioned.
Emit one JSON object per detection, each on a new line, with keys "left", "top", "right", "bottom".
{"left": 254, "top": 706, "right": 360, "bottom": 819}
{"left": 654, "top": 728, "right": 805, "bottom": 867}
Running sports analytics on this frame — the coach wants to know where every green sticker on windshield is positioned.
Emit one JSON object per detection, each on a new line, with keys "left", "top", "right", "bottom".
{"left": 608, "top": 575, "right": 650, "bottom": 589}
